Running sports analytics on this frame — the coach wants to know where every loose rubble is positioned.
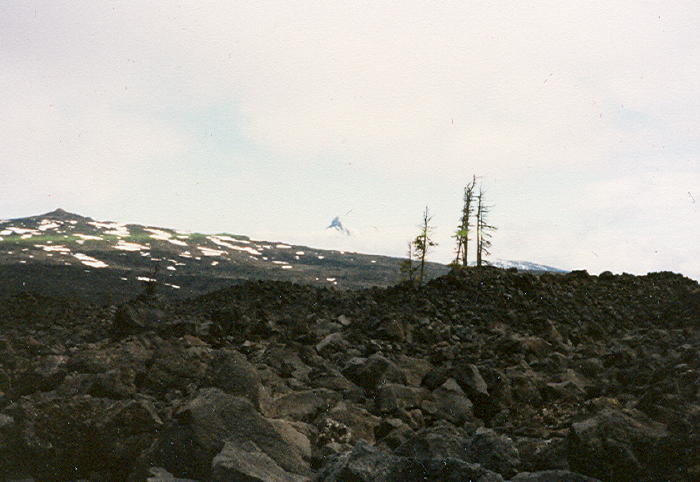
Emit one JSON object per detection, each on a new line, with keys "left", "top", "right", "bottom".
{"left": 0, "top": 267, "right": 698, "bottom": 480}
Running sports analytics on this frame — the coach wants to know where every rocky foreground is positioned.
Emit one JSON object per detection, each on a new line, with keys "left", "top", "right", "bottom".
{"left": 0, "top": 267, "right": 698, "bottom": 481}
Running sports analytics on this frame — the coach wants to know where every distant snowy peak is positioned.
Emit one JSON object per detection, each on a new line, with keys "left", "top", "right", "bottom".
{"left": 486, "top": 258, "right": 567, "bottom": 273}
{"left": 326, "top": 216, "right": 351, "bottom": 236}
{"left": 15, "top": 208, "right": 93, "bottom": 223}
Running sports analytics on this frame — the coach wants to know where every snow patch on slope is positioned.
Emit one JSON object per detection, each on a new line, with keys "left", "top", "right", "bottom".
{"left": 73, "top": 253, "right": 108, "bottom": 268}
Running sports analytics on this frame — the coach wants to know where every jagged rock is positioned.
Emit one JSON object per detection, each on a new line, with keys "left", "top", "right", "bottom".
{"left": 69, "top": 335, "right": 154, "bottom": 375}
{"left": 467, "top": 427, "right": 521, "bottom": 478}
{"left": 314, "top": 440, "right": 396, "bottom": 481}
{"left": 1, "top": 393, "right": 161, "bottom": 480}
{"left": 143, "top": 339, "right": 211, "bottom": 394}
{"left": 454, "top": 361, "right": 501, "bottom": 421}
{"left": 341, "top": 354, "right": 406, "bottom": 391}
{"left": 316, "top": 333, "right": 348, "bottom": 357}
{"left": 396, "top": 407, "right": 425, "bottom": 431}
{"left": 506, "top": 366, "right": 543, "bottom": 406}
{"left": 395, "top": 355, "right": 433, "bottom": 387}
{"left": 454, "top": 361, "right": 489, "bottom": 398}
{"left": 514, "top": 436, "right": 569, "bottom": 473}
{"left": 112, "top": 303, "right": 168, "bottom": 336}
{"left": 0, "top": 368, "right": 10, "bottom": 395}
{"left": 12, "top": 354, "right": 68, "bottom": 396}
{"left": 422, "top": 365, "right": 451, "bottom": 390}
{"left": 509, "top": 470, "right": 600, "bottom": 481}
{"left": 567, "top": 408, "right": 670, "bottom": 481}
{"left": 375, "top": 383, "right": 427, "bottom": 413}
{"left": 318, "top": 402, "right": 381, "bottom": 444}
{"left": 374, "top": 418, "right": 414, "bottom": 449}
{"left": 316, "top": 440, "right": 504, "bottom": 482}
{"left": 396, "top": 421, "right": 471, "bottom": 461}
{"left": 542, "top": 380, "right": 586, "bottom": 403}
{"left": 269, "top": 418, "right": 314, "bottom": 461}
{"left": 308, "top": 368, "right": 356, "bottom": 391}
{"left": 207, "top": 348, "right": 263, "bottom": 407}
{"left": 389, "top": 457, "right": 505, "bottom": 482}
{"left": 575, "top": 357, "right": 605, "bottom": 378}
{"left": 267, "top": 388, "right": 341, "bottom": 422}
{"left": 373, "top": 318, "right": 406, "bottom": 342}
{"left": 100, "top": 398, "right": 164, "bottom": 465}
{"left": 146, "top": 466, "right": 198, "bottom": 481}
{"left": 88, "top": 366, "right": 137, "bottom": 399}
{"left": 430, "top": 378, "right": 475, "bottom": 425}
{"left": 211, "top": 440, "right": 308, "bottom": 482}
{"left": 479, "top": 367, "right": 513, "bottom": 407}
{"left": 313, "top": 441, "right": 353, "bottom": 469}
{"left": 518, "top": 336, "right": 554, "bottom": 358}
{"left": 261, "top": 345, "right": 313, "bottom": 381}
{"left": 142, "top": 388, "right": 310, "bottom": 480}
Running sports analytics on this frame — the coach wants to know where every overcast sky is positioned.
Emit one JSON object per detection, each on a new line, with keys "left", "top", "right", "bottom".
{"left": 1, "top": 1, "right": 699, "bottom": 279}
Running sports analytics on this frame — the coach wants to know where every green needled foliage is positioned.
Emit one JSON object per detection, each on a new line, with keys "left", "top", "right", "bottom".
{"left": 413, "top": 205, "right": 437, "bottom": 285}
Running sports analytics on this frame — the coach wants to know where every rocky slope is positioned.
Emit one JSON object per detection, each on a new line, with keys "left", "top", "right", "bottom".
{"left": 0, "top": 209, "right": 566, "bottom": 304}
{"left": 0, "top": 209, "right": 452, "bottom": 303}
{"left": 0, "top": 267, "right": 698, "bottom": 480}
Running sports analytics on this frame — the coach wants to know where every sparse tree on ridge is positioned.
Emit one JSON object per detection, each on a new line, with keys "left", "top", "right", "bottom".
{"left": 413, "top": 206, "right": 437, "bottom": 284}
{"left": 453, "top": 175, "right": 477, "bottom": 267}
{"left": 142, "top": 262, "right": 160, "bottom": 298}
{"left": 399, "top": 241, "right": 416, "bottom": 282}
{"left": 475, "top": 187, "right": 496, "bottom": 267}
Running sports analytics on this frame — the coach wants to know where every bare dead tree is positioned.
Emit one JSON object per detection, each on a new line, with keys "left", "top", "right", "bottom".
{"left": 399, "top": 241, "right": 416, "bottom": 282}
{"left": 454, "top": 175, "right": 477, "bottom": 267}
{"left": 413, "top": 205, "right": 437, "bottom": 284}
{"left": 476, "top": 187, "right": 496, "bottom": 267}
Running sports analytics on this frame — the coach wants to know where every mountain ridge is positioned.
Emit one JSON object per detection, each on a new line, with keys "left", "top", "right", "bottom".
{"left": 0, "top": 209, "right": 564, "bottom": 303}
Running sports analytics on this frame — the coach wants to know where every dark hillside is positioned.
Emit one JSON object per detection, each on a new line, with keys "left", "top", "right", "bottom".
{"left": 0, "top": 209, "right": 450, "bottom": 303}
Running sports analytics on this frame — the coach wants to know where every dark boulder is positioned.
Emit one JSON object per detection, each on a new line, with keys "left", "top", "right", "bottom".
{"left": 112, "top": 303, "right": 168, "bottom": 336}
{"left": 142, "top": 339, "right": 211, "bottom": 394}
{"left": 211, "top": 440, "right": 308, "bottom": 482}
{"left": 1, "top": 393, "right": 161, "bottom": 480}
{"left": 207, "top": 348, "right": 263, "bottom": 408}
{"left": 428, "top": 378, "right": 475, "bottom": 425}
{"left": 510, "top": 470, "right": 601, "bottom": 481}
{"left": 396, "top": 421, "right": 471, "bottom": 461}
{"left": 141, "top": 388, "right": 310, "bottom": 480}
{"left": 567, "top": 408, "right": 669, "bottom": 481}
{"left": 342, "top": 354, "right": 406, "bottom": 391}
{"left": 267, "top": 388, "right": 341, "bottom": 422}
{"left": 467, "top": 427, "right": 521, "bottom": 478}
{"left": 316, "top": 440, "right": 503, "bottom": 482}
{"left": 375, "top": 383, "right": 427, "bottom": 414}
{"left": 12, "top": 354, "right": 68, "bottom": 396}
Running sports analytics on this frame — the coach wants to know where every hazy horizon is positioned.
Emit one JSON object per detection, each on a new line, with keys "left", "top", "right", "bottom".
{"left": 2, "top": 2, "right": 698, "bottom": 280}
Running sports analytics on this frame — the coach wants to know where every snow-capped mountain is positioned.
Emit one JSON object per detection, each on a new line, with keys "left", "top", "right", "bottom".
{"left": 326, "top": 216, "right": 351, "bottom": 236}
{"left": 0, "top": 209, "right": 566, "bottom": 303}
{"left": 0, "top": 209, "right": 445, "bottom": 302}
{"left": 484, "top": 258, "right": 567, "bottom": 273}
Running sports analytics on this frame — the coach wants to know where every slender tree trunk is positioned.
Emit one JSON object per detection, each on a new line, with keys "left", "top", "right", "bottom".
{"left": 415, "top": 205, "right": 434, "bottom": 284}
{"left": 462, "top": 175, "right": 476, "bottom": 266}
{"left": 476, "top": 191, "right": 483, "bottom": 267}
{"left": 463, "top": 196, "right": 470, "bottom": 267}
{"left": 419, "top": 235, "right": 426, "bottom": 283}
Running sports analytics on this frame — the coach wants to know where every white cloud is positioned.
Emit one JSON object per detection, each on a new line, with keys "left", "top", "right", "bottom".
{"left": 1, "top": 1, "right": 698, "bottom": 279}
